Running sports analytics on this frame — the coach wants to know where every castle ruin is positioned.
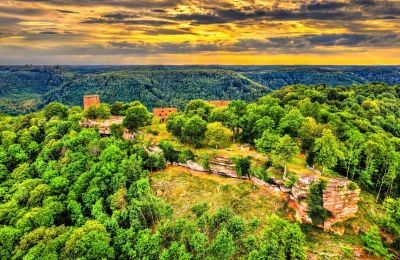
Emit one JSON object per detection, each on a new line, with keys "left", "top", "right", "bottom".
{"left": 153, "top": 108, "right": 177, "bottom": 123}
{"left": 84, "top": 95, "right": 100, "bottom": 110}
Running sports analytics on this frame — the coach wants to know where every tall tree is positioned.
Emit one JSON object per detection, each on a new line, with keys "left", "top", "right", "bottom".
{"left": 313, "top": 129, "right": 344, "bottom": 173}
{"left": 182, "top": 115, "right": 207, "bottom": 147}
{"left": 123, "top": 103, "right": 152, "bottom": 131}
{"left": 271, "top": 135, "right": 299, "bottom": 178}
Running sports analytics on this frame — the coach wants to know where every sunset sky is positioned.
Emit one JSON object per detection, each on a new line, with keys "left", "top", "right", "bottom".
{"left": 0, "top": 0, "right": 399, "bottom": 65}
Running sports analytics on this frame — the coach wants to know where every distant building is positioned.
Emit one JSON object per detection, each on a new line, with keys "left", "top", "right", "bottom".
{"left": 206, "top": 100, "right": 231, "bottom": 107}
{"left": 153, "top": 108, "right": 177, "bottom": 123}
{"left": 84, "top": 95, "right": 100, "bottom": 110}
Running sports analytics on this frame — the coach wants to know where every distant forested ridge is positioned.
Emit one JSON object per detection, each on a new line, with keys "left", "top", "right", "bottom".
{"left": 1, "top": 65, "right": 400, "bottom": 115}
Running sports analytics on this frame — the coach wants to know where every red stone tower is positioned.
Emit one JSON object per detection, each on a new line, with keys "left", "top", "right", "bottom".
{"left": 84, "top": 95, "right": 100, "bottom": 110}
{"left": 153, "top": 108, "right": 177, "bottom": 123}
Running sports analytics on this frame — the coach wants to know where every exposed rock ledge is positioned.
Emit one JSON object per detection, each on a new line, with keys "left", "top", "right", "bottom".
{"left": 174, "top": 156, "right": 360, "bottom": 233}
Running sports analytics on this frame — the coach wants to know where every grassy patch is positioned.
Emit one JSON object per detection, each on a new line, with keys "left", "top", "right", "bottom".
{"left": 150, "top": 166, "right": 286, "bottom": 223}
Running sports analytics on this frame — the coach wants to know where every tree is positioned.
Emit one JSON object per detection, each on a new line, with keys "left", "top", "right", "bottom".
{"left": 123, "top": 103, "right": 152, "bottom": 131}
{"left": 232, "top": 156, "right": 252, "bottom": 177}
{"left": 83, "top": 104, "right": 111, "bottom": 120}
{"left": 159, "top": 140, "right": 179, "bottom": 163}
{"left": 110, "top": 101, "right": 129, "bottom": 116}
{"left": 182, "top": 115, "right": 207, "bottom": 147}
{"left": 382, "top": 197, "right": 400, "bottom": 236}
{"left": 204, "top": 122, "right": 232, "bottom": 148}
{"left": 271, "top": 135, "right": 299, "bottom": 178}
{"left": 278, "top": 109, "right": 304, "bottom": 137}
{"left": 64, "top": 220, "right": 114, "bottom": 259}
{"left": 208, "top": 228, "right": 236, "bottom": 260}
{"left": 255, "top": 130, "right": 279, "bottom": 153}
{"left": 361, "top": 226, "right": 392, "bottom": 259}
{"left": 184, "top": 100, "right": 212, "bottom": 121}
{"left": 258, "top": 215, "right": 306, "bottom": 260}
{"left": 313, "top": 129, "right": 344, "bottom": 173}
{"left": 298, "top": 117, "right": 324, "bottom": 151}
{"left": 44, "top": 102, "right": 68, "bottom": 120}
{"left": 343, "top": 129, "right": 365, "bottom": 178}
{"left": 166, "top": 113, "right": 186, "bottom": 139}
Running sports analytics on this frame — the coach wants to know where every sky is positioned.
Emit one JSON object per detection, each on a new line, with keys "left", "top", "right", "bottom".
{"left": 0, "top": 0, "right": 399, "bottom": 65}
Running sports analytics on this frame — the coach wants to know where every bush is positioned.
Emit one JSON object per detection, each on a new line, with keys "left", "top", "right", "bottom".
{"left": 307, "top": 181, "right": 331, "bottom": 225}
{"left": 348, "top": 181, "right": 359, "bottom": 191}
{"left": 232, "top": 156, "right": 252, "bottom": 177}
{"left": 83, "top": 104, "right": 111, "bottom": 120}
{"left": 178, "top": 149, "right": 195, "bottom": 163}
{"left": 159, "top": 140, "right": 178, "bottom": 163}
{"left": 361, "top": 226, "right": 392, "bottom": 259}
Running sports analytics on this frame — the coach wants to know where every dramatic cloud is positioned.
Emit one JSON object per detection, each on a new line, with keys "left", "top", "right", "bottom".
{"left": 1, "top": 0, "right": 399, "bottom": 64}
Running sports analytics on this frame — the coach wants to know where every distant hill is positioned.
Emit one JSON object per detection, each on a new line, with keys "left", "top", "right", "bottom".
{"left": 42, "top": 69, "right": 268, "bottom": 111}
{"left": 0, "top": 65, "right": 399, "bottom": 115}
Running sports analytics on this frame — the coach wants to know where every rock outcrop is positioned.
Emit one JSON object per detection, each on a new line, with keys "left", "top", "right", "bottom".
{"left": 209, "top": 156, "right": 240, "bottom": 178}
{"left": 322, "top": 178, "right": 360, "bottom": 230}
{"left": 288, "top": 174, "right": 360, "bottom": 232}
{"left": 173, "top": 156, "right": 360, "bottom": 233}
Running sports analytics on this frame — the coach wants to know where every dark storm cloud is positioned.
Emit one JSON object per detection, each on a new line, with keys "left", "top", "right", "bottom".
{"left": 81, "top": 11, "right": 178, "bottom": 26}
{"left": 17, "top": 0, "right": 184, "bottom": 8}
{"left": 151, "top": 9, "right": 167, "bottom": 13}
{"left": 56, "top": 9, "right": 79, "bottom": 14}
{"left": 0, "top": 16, "right": 21, "bottom": 26}
{"left": 0, "top": 6, "right": 47, "bottom": 16}
{"left": 83, "top": 17, "right": 176, "bottom": 26}
{"left": 169, "top": 0, "right": 400, "bottom": 24}
{"left": 231, "top": 33, "right": 400, "bottom": 52}
{"left": 108, "top": 41, "right": 220, "bottom": 54}
{"left": 143, "top": 28, "right": 196, "bottom": 35}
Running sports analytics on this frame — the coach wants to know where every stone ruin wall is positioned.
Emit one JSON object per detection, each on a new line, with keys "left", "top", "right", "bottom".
{"left": 84, "top": 95, "right": 100, "bottom": 110}
{"left": 153, "top": 108, "right": 177, "bottom": 123}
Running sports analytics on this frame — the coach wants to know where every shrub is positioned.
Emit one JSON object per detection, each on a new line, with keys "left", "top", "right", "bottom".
{"left": 232, "top": 156, "right": 252, "bottom": 177}
{"left": 361, "top": 226, "right": 392, "bottom": 259}
{"left": 307, "top": 180, "right": 331, "bottom": 225}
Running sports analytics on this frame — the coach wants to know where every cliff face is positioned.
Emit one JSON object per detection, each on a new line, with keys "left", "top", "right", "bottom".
{"left": 289, "top": 175, "right": 360, "bottom": 232}
{"left": 322, "top": 179, "right": 360, "bottom": 230}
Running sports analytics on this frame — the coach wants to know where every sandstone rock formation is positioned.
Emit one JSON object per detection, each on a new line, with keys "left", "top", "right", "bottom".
{"left": 288, "top": 174, "right": 360, "bottom": 232}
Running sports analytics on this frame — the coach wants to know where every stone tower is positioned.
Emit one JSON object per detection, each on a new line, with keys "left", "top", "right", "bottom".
{"left": 84, "top": 95, "right": 100, "bottom": 110}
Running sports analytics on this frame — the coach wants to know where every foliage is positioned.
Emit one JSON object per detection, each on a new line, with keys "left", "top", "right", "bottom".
{"left": 307, "top": 181, "right": 332, "bottom": 225}
{"left": 361, "top": 226, "right": 392, "bottom": 259}
{"left": 181, "top": 115, "right": 207, "bottom": 148}
{"left": 271, "top": 135, "right": 299, "bottom": 177}
{"left": 123, "top": 102, "right": 152, "bottom": 130}
{"left": 382, "top": 197, "right": 400, "bottom": 237}
{"left": 313, "top": 129, "right": 344, "bottom": 173}
{"left": 232, "top": 156, "right": 252, "bottom": 177}
{"left": 83, "top": 104, "right": 111, "bottom": 120}
{"left": 204, "top": 122, "right": 232, "bottom": 148}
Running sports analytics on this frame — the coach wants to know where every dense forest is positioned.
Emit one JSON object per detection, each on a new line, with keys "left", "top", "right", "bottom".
{"left": 0, "top": 83, "right": 399, "bottom": 258}
{"left": 1, "top": 65, "right": 400, "bottom": 115}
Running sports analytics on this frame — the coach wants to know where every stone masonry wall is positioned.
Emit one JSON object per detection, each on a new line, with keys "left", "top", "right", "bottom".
{"left": 84, "top": 95, "right": 100, "bottom": 110}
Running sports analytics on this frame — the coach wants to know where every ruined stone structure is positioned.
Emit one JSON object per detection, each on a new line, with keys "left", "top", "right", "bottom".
{"left": 289, "top": 174, "right": 360, "bottom": 232}
{"left": 153, "top": 108, "right": 177, "bottom": 123}
{"left": 84, "top": 95, "right": 100, "bottom": 110}
{"left": 206, "top": 100, "right": 231, "bottom": 107}
{"left": 80, "top": 116, "right": 135, "bottom": 141}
